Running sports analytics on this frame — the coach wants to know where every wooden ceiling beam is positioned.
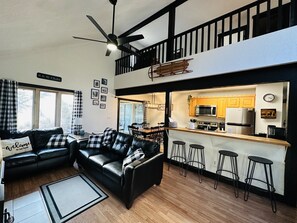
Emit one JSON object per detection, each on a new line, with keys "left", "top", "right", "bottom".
{"left": 118, "top": 0, "right": 187, "bottom": 38}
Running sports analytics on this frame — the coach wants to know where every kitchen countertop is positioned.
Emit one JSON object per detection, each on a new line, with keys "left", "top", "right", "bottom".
{"left": 166, "top": 127, "right": 290, "bottom": 147}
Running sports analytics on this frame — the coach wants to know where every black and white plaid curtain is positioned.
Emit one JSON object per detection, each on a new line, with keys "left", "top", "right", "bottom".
{"left": 0, "top": 79, "right": 18, "bottom": 131}
{"left": 71, "top": 90, "right": 83, "bottom": 134}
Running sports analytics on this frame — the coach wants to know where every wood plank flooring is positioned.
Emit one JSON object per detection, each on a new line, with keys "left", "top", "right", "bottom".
{"left": 5, "top": 164, "right": 297, "bottom": 223}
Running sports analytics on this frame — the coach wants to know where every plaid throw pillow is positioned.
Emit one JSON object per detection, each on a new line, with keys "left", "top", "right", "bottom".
{"left": 122, "top": 148, "right": 145, "bottom": 170}
{"left": 86, "top": 135, "right": 103, "bottom": 149}
{"left": 102, "top": 127, "right": 116, "bottom": 148}
{"left": 46, "top": 134, "right": 67, "bottom": 148}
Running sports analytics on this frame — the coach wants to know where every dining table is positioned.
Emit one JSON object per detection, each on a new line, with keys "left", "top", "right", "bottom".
{"left": 137, "top": 127, "right": 165, "bottom": 138}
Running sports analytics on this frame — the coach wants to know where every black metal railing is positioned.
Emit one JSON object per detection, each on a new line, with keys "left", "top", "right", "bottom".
{"left": 115, "top": 0, "right": 295, "bottom": 75}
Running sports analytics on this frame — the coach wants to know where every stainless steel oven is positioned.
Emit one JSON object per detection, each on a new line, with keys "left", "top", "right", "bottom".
{"left": 195, "top": 105, "right": 217, "bottom": 117}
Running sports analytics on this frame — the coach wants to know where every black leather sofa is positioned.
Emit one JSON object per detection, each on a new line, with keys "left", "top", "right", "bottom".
{"left": 77, "top": 131, "right": 164, "bottom": 209}
{"left": 0, "top": 127, "right": 77, "bottom": 180}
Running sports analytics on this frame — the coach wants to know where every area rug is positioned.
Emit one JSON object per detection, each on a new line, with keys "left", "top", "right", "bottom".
{"left": 40, "top": 173, "right": 108, "bottom": 223}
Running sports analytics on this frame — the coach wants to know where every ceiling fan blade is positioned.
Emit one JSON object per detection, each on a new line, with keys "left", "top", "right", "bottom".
{"left": 118, "top": 45, "right": 140, "bottom": 57}
{"left": 117, "top": 34, "right": 144, "bottom": 46}
{"left": 86, "top": 15, "right": 112, "bottom": 41}
{"left": 73, "top": 36, "right": 107, "bottom": 43}
{"left": 105, "top": 49, "right": 112, "bottom": 56}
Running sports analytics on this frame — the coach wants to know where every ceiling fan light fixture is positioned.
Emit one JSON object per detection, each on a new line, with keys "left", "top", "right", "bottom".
{"left": 107, "top": 42, "right": 117, "bottom": 51}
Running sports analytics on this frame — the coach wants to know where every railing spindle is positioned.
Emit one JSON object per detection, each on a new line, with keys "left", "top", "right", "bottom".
{"left": 195, "top": 29, "right": 199, "bottom": 54}
{"left": 190, "top": 32, "right": 193, "bottom": 55}
{"left": 207, "top": 24, "right": 211, "bottom": 50}
{"left": 214, "top": 21, "right": 218, "bottom": 49}
{"left": 201, "top": 27, "right": 204, "bottom": 52}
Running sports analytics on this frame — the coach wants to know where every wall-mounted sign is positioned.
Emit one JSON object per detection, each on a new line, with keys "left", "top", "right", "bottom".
{"left": 261, "top": 108, "right": 277, "bottom": 119}
{"left": 37, "top": 72, "right": 62, "bottom": 82}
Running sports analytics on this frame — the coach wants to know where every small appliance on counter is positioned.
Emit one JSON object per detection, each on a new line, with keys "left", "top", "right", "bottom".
{"left": 169, "top": 117, "right": 177, "bottom": 128}
{"left": 225, "top": 108, "right": 255, "bottom": 135}
{"left": 197, "top": 121, "right": 218, "bottom": 131}
{"left": 267, "top": 125, "right": 286, "bottom": 140}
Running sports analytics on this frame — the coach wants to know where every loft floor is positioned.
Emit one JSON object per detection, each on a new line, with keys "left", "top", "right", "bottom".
{"left": 5, "top": 164, "right": 297, "bottom": 223}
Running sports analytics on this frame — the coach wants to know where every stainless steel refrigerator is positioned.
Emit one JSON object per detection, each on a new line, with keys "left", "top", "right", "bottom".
{"left": 225, "top": 108, "right": 255, "bottom": 135}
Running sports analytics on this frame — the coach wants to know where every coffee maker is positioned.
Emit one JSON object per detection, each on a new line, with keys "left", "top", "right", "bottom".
{"left": 267, "top": 125, "right": 286, "bottom": 140}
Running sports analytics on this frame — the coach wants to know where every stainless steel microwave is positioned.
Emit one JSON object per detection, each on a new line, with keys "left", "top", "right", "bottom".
{"left": 195, "top": 105, "right": 217, "bottom": 117}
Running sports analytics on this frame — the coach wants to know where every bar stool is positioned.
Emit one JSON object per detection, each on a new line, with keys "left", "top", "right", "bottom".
{"left": 185, "top": 144, "right": 205, "bottom": 183}
{"left": 214, "top": 150, "right": 239, "bottom": 198}
{"left": 244, "top": 156, "right": 277, "bottom": 213}
{"left": 168, "top": 140, "right": 187, "bottom": 176}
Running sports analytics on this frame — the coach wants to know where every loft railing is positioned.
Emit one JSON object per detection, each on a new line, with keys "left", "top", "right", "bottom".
{"left": 115, "top": 0, "right": 296, "bottom": 75}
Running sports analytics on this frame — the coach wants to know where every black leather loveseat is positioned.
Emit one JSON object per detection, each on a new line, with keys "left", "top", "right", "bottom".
{"left": 76, "top": 128, "right": 164, "bottom": 209}
{"left": 0, "top": 127, "right": 77, "bottom": 180}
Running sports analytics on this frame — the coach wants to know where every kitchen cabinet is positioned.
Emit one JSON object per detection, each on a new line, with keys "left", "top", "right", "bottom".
{"left": 217, "top": 98, "right": 227, "bottom": 118}
{"left": 240, "top": 96, "right": 255, "bottom": 108}
{"left": 197, "top": 98, "right": 217, "bottom": 106}
{"left": 188, "top": 95, "right": 255, "bottom": 117}
{"left": 189, "top": 98, "right": 197, "bottom": 116}
{"left": 227, "top": 97, "right": 240, "bottom": 107}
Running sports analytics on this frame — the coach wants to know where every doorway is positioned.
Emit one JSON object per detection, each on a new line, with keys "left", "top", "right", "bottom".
{"left": 118, "top": 99, "right": 145, "bottom": 133}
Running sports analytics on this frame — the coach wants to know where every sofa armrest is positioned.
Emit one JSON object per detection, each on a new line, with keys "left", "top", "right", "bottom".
{"left": 122, "top": 152, "right": 164, "bottom": 209}
{"left": 66, "top": 136, "right": 78, "bottom": 165}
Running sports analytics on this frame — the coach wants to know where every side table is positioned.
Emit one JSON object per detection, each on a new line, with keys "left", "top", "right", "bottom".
{"left": 69, "top": 133, "right": 91, "bottom": 149}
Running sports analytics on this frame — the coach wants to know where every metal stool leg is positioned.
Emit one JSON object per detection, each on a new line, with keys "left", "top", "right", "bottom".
{"left": 214, "top": 154, "right": 225, "bottom": 189}
{"left": 265, "top": 164, "right": 277, "bottom": 213}
{"left": 168, "top": 143, "right": 176, "bottom": 171}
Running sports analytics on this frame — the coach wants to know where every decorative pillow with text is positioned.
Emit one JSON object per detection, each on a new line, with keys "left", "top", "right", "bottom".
{"left": 1, "top": 136, "right": 33, "bottom": 158}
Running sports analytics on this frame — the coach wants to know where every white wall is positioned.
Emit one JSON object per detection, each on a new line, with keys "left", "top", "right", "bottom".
{"left": 115, "top": 26, "right": 297, "bottom": 90}
{"left": 0, "top": 42, "right": 117, "bottom": 133}
{"left": 255, "top": 83, "right": 284, "bottom": 134}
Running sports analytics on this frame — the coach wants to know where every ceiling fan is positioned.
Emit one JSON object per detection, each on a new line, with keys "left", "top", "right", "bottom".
{"left": 73, "top": 0, "right": 144, "bottom": 56}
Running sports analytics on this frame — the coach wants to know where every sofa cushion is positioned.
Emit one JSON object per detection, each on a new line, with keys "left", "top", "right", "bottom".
{"left": 46, "top": 134, "right": 67, "bottom": 148}
{"left": 86, "top": 134, "right": 103, "bottom": 149}
{"left": 102, "top": 161, "right": 123, "bottom": 185}
{"left": 1, "top": 137, "right": 33, "bottom": 158}
{"left": 110, "top": 132, "right": 133, "bottom": 157}
{"left": 102, "top": 128, "right": 117, "bottom": 149}
{"left": 33, "top": 128, "right": 63, "bottom": 150}
{"left": 89, "top": 153, "right": 121, "bottom": 169}
{"left": 78, "top": 148, "right": 104, "bottom": 159}
{"left": 37, "top": 147, "right": 69, "bottom": 160}
{"left": 122, "top": 148, "right": 145, "bottom": 169}
{"left": 4, "top": 151, "right": 38, "bottom": 168}
{"left": 129, "top": 138, "right": 160, "bottom": 158}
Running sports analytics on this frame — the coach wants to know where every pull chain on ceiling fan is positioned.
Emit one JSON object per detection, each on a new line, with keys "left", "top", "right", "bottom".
{"left": 73, "top": 0, "right": 144, "bottom": 56}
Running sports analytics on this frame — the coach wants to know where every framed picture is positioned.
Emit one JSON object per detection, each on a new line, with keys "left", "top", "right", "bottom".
{"left": 100, "top": 95, "right": 107, "bottom": 102}
{"left": 102, "top": 78, "right": 108, "bottom": 85}
{"left": 100, "top": 103, "right": 106, "bottom": 109}
{"left": 93, "top": 80, "right": 100, "bottom": 88}
{"left": 93, "top": 100, "right": 99, "bottom": 105}
{"left": 101, "top": 87, "right": 108, "bottom": 94}
{"left": 91, "top": 88, "right": 99, "bottom": 99}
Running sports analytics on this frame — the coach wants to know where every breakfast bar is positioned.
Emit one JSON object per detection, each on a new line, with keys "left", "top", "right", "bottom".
{"left": 166, "top": 127, "right": 290, "bottom": 195}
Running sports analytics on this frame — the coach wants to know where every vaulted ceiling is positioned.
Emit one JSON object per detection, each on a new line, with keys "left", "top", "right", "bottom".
{"left": 0, "top": 0, "right": 254, "bottom": 56}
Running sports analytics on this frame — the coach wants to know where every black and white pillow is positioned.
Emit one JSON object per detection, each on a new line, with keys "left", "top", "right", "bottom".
{"left": 46, "top": 134, "right": 67, "bottom": 148}
{"left": 86, "top": 135, "right": 103, "bottom": 149}
{"left": 122, "top": 148, "right": 145, "bottom": 170}
{"left": 102, "top": 127, "right": 116, "bottom": 147}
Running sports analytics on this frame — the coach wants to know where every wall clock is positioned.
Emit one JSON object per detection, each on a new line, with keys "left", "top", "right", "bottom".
{"left": 263, "top": 93, "right": 275, "bottom": 102}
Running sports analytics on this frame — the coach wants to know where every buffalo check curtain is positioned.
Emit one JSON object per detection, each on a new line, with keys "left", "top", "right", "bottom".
{"left": 71, "top": 90, "right": 83, "bottom": 134}
{"left": 0, "top": 79, "right": 18, "bottom": 131}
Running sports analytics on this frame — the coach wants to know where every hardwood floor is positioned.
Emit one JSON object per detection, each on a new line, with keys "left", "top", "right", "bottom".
{"left": 5, "top": 164, "right": 297, "bottom": 223}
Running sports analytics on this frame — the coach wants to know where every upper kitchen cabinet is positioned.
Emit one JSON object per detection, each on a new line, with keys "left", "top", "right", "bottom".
{"left": 217, "top": 98, "right": 227, "bottom": 118}
{"left": 240, "top": 96, "right": 255, "bottom": 108}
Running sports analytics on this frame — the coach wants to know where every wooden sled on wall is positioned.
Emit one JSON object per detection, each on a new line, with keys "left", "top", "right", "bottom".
{"left": 148, "top": 58, "right": 193, "bottom": 81}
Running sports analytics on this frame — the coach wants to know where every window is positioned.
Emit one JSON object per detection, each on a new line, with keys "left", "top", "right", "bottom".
{"left": 17, "top": 88, "right": 34, "bottom": 130}
{"left": 17, "top": 86, "right": 74, "bottom": 132}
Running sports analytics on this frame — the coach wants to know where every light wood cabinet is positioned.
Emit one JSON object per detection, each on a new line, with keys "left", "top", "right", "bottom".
{"left": 217, "top": 98, "right": 227, "bottom": 118}
{"left": 227, "top": 97, "right": 240, "bottom": 107}
{"left": 188, "top": 95, "right": 255, "bottom": 118}
{"left": 240, "top": 96, "right": 255, "bottom": 108}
